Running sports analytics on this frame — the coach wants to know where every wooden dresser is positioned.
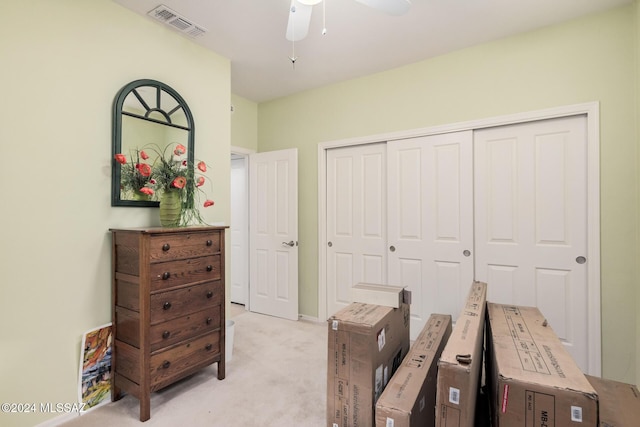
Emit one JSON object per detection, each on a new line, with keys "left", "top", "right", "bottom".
{"left": 110, "top": 226, "right": 227, "bottom": 421}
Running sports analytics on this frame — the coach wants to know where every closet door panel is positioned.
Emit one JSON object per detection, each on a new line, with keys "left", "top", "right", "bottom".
{"left": 326, "top": 143, "right": 387, "bottom": 317}
{"left": 474, "top": 115, "right": 588, "bottom": 371}
{"left": 388, "top": 131, "right": 474, "bottom": 338}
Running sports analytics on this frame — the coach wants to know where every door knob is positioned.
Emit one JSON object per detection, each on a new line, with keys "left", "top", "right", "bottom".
{"left": 463, "top": 250, "right": 471, "bottom": 257}
{"left": 576, "top": 256, "right": 586, "bottom": 264}
{"left": 389, "top": 246, "right": 396, "bottom": 252}
{"left": 327, "top": 241, "right": 333, "bottom": 247}
{"left": 281, "top": 241, "right": 295, "bottom": 247}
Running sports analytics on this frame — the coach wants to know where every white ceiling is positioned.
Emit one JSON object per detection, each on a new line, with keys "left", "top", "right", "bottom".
{"left": 113, "top": 0, "right": 631, "bottom": 103}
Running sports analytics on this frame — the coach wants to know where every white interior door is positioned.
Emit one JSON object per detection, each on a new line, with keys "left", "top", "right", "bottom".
{"left": 387, "top": 132, "right": 474, "bottom": 338}
{"left": 326, "top": 143, "right": 387, "bottom": 318}
{"left": 474, "top": 115, "right": 589, "bottom": 371}
{"left": 249, "top": 149, "right": 299, "bottom": 320}
{"left": 230, "top": 155, "right": 248, "bottom": 305}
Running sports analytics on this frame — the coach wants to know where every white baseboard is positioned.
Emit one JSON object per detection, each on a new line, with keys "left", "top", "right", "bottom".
{"left": 34, "top": 412, "right": 79, "bottom": 427}
{"left": 298, "top": 314, "right": 322, "bottom": 323}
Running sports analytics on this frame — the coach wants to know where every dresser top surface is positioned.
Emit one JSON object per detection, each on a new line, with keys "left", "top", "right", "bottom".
{"left": 110, "top": 225, "right": 228, "bottom": 234}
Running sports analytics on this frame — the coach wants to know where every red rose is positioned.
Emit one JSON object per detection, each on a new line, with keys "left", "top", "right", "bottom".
{"left": 196, "top": 177, "right": 205, "bottom": 187}
{"left": 204, "top": 200, "right": 215, "bottom": 208}
{"left": 139, "top": 187, "right": 154, "bottom": 195}
{"left": 140, "top": 150, "right": 149, "bottom": 160}
{"left": 114, "top": 154, "right": 127, "bottom": 164}
{"left": 174, "top": 144, "right": 187, "bottom": 156}
{"left": 197, "top": 161, "right": 207, "bottom": 172}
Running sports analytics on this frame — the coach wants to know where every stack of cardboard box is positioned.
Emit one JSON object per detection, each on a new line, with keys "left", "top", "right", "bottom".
{"left": 327, "top": 281, "right": 640, "bottom": 427}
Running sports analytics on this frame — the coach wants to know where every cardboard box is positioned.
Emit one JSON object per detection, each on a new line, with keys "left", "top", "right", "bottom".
{"left": 435, "top": 281, "right": 487, "bottom": 427}
{"left": 586, "top": 375, "right": 640, "bottom": 427}
{"left": 486, "top": 303, "right": 598, "bottom": 427}
{"left": 327, "top": 302, "right": 411, "bottom": 427}
{"left": 375, "top": 313, "right": 452, "bottom": 427}
{"left": 351, "top": 283, "right": 411, "bottom": 308}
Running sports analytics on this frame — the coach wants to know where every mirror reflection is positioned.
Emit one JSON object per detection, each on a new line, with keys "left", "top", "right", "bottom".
{"left": 112, "top": 79, "right": 194, "bottom": 207}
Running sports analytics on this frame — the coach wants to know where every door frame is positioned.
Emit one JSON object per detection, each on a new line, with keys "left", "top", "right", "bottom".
{"left": 230, "top": 146, "right": 255, "bottom": 310}
{"left": 317, "top": 102, "right": 601, "bottom": 375}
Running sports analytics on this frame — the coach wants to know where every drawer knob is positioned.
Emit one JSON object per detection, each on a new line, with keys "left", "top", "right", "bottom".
{"left": 206, "top": 317, "right": 212, "bottom": 325}
{"left": 163, "top": 302, "right": 172, "bottom": 310}
{"left": 162, "top": 360, "right": 171, "bottom": 369}
{"left": 206, "top": 291, "right": 213, "bottom": 299}
{"left": 162, "top": 243, "right": 170, "bottom": 252}
{"left": 162, "top": 272, "right": 171, "bottom": 280}
{"left": 206, "top": 240, "right": 213, "bottom": 247}
{"left": 205, "top": 344, "right": 213, "bottom": 351}
{"left": 162, "top": 330, "right": 171, "bottom": 339}
{"left": 206, "top": 265, "right": 213, "bottom": 272}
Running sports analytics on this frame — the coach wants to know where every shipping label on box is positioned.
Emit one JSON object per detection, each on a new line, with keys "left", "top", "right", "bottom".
{"left": 435, "top": 281, "right": 487, "bottom": 427}
{"left": 327, "top": 302, "right": 410, "bottom": 427}
{"left": 375, "top": 313, "right": 452, "bottom": 427}
{"left": 486, "top": 303, "right": 598, "bottom": 427}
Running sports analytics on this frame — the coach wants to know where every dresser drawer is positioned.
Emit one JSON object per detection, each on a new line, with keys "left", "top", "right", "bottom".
{"left": 150, "top": 282, "right": 221, "bottom": 324}
{"left": 150, "top": 306, "right": 221, "bottom": 352}
{"left": 150, "top": 331, "right": 220, "bottom": 389}
{"left": 149, "top": 231, "right": 221, "bottom": 262}
{"left": 150, "top": 255, "right": 221, "bottom": 292}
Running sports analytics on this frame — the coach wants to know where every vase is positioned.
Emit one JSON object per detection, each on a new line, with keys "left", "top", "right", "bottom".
{"left": 159, "top": 189, "right": 182, "bottom": 227}
{"left": 132, "top": 189, "right": 150, "bottom": 201}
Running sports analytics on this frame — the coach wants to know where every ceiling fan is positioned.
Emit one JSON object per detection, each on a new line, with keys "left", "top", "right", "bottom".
{"left": 286, "top": 0, "right": 411, "bottom": 42}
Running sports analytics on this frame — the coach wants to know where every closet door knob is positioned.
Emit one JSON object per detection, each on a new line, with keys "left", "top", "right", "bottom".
{"left": 327, "top": 241, "right": 333, "bottom": 247}
{"left": 389, "top": 246, "right": 396, "bottom": 252}
{"left": 576, "top": 256, "right": 586, "bottom": 264}
{"left": 463, "top": 250, "right": 471, "bottom": 257}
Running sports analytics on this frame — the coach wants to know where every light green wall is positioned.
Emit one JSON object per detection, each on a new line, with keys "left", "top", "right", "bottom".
{"left": 258, "top": 5, "right": 638, "bottom": 385}
{"left": 231, "top": 94, "right": 259, "bottom": 152}
{"left": 0, "top": 1, "right": 231, "bottom": 426}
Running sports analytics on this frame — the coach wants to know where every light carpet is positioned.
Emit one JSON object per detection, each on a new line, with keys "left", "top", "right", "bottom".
{"left": 61, "top": 306, "right": 327, "bottom": 426}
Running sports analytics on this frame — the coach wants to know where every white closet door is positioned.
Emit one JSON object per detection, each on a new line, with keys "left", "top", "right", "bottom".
{"left": 387, "top": 131, "right": 474, "bottom": 339}
{"left": 326, "top": 143, "right": 387, "bottom": 318}
{"left": 474, "top": 115, "right": 589, "bottom": 371}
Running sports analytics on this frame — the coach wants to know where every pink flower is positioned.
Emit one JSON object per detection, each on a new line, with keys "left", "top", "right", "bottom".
{"left": 139, "top": 187, "right": 154, "bottom": 196}
{"left": 197, "top": 161, "right": 207, "bottom": 172}
{"left": 136, "top": 163, "right": 152, "bottom": 177}
{"left": 204, "top": 200, "right": 215, "bottom": 208}
{"left": 174, "top": 144, "right": 187, "bottom": 156}
{"left": 114, "top": 154, "right": 127, "bottom": 164}
{"left": 196, "top": 177, "right": 205, "bottom": 187}
{"left": 140, "top": 150, "right": 149, "bottom": 160}
{"left": 171, "top": 176, "right": 187, "bottom": 189}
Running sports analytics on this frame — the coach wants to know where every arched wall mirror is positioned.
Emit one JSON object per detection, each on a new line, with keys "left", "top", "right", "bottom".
{"left": 111, "top": 79, "right": 195, "bottom": 207}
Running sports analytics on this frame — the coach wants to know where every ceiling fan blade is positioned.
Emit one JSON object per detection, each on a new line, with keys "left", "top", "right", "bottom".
{"left": 286, "top": 1, "right": 313, "bottom": 42}
{"left": 353, "top": 0, "right": 411, "bottom": 16}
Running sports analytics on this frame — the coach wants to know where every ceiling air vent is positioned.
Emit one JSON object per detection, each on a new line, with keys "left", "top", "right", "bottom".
{"left": 147, "top": 4, "right": 208, "bottom": 38}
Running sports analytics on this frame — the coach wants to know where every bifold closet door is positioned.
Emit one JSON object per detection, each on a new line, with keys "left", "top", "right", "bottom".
{"left": 387, "top": 131, "right": 474, "bottom": 338}
{"left": 326, "top": 143, "right": 387, "bottom": 318}
{"left": 474, "top": 115, "right": 589, "bottom": 371}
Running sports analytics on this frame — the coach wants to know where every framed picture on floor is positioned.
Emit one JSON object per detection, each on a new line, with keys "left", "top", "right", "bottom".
{"left": 78, "top": 323, "right": 112, "bottom": 413}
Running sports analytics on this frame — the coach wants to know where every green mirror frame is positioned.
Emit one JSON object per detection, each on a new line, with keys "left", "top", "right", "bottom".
{"left": 111, "top": 79, "right": 195, "bottom": 207}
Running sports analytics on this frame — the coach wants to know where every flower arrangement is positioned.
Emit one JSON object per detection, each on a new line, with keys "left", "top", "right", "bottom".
{"left": 114, "top": 142, "right": 214, "bottom": 226}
